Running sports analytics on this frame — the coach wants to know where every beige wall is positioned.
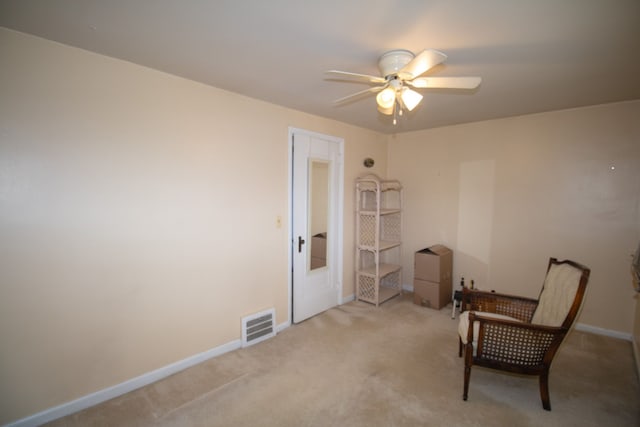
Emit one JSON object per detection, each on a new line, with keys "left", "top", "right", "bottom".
{"left": 0, "top": 28, "right": 386, "bottom": 424}
{"left": 388, "top": 100, "right": 640, "bottom": 334}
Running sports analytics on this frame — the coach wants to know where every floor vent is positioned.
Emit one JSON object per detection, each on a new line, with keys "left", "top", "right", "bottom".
{"left": 241, "top": 308, "right": 276, "bottom": 347}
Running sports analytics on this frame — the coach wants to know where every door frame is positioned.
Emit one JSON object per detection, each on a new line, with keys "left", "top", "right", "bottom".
{"left": 287, "top": 127, "right": 344, "bottom": 325}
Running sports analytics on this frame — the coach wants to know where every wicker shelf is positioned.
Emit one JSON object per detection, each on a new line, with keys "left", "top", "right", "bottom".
{"left": 358, "top": 208, "right": 402, "bottom": 216}
{"left": 377, "top": 285, "right": 401, "bottom": 305}
{"left": 355, "top": 174, "right": 403, "bottom": 307}
{"left": 359, "top": 263, "right": 402, "bottom": 277}
{"left": 359, "top": 240, "right": 401, "bottom": 252}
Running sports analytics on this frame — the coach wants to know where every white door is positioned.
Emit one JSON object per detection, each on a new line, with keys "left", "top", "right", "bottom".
{"left": 291, "top": 129, "right": 343, "bottom": 323}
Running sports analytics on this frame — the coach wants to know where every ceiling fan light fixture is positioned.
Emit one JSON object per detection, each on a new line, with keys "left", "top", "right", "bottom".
{"left": 378, "top": 49, "right": 415, "bottom": 77}
{"left": 377, "top": 103, "right": 394, "bottom": 115}
{"left": 376, "top": 87, "right": 396, "bottom": 109}
{"left": 400, "top": 88, "right": 423, "bottom": 111}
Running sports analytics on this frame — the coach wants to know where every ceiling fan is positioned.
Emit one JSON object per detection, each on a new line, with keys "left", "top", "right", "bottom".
{"left": 326, "top": 49, "right": 481, "bottom": 124}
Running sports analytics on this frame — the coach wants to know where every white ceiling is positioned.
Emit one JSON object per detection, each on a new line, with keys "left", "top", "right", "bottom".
{"left": 1, "top": 0, "right": 639, "bottom": 134}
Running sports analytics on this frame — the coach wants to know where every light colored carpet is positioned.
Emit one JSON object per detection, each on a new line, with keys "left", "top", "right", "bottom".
{"left": 46, "top": 294, "right": 640, "bottom": 426}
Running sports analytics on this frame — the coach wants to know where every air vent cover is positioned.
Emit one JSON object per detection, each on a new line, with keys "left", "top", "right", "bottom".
{"left": 241, "top": 308, "right": 276, "bottom": 347}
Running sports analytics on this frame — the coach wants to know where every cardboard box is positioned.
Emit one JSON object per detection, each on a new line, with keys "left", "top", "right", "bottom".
{"left": 310, "top": 233, "right": 327, "bottom": 269}
{"left": 413, "top": 278, "right": 452, "bottom": 309}
{"left": 414, "top": 245, "right": 453, "bottom": 309}
{"left": 310, "top": 256, "right": 326, "bottom": 269}
{"left": 414, "top": 244, "right": 453, "bottom": 283}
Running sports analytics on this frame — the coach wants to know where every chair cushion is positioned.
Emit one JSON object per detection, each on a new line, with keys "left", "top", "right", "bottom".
{"left": 531, "top": 263, "right": 582, "bottom": 327}
{"left": 458, "top": 311, "right": 521, "bottom": 346}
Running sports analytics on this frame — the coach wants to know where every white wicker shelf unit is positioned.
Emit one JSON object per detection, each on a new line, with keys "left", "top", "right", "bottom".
{"left": 355, "top": 174, "right": 403, "bottom": 306}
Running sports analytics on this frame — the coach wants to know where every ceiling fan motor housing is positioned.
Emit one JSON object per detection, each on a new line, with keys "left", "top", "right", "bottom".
{"left": 378, "top": 49, "right": 415, "bottom": 78}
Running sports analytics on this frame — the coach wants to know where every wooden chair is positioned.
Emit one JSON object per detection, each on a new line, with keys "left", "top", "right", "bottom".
{"left": 457, "top": 258, "right": 590, "bottom": 410}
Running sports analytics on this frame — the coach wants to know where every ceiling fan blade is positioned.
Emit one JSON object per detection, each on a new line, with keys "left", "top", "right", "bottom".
{"left": 333, "top": 85, "right": 385, "bottom": 104}
{"left": 397, "top": 49, "right": 447, "bottom": 79}
{"left": 408, "top": 76, "right": 482, "bottom": 89}
{"left": 325, "top": 70, "right": 387, "bottom": 84}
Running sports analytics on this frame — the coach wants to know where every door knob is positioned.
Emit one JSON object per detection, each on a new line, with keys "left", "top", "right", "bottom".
{"left": 298, "top": 236, "right": 306, "bottom": 253}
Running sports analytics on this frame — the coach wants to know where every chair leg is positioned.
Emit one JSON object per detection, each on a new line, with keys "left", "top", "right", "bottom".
{"left": 539, "top": 370, "right": 551, "bottom": 411}
{"left": 463, "top": 344, "right": 473, "bottom": 401}
{"left": 458, "top": 337, "right": 463, "bottom": 357}
{"left": 463, "top": 365, "right": 471, "bottom": 401}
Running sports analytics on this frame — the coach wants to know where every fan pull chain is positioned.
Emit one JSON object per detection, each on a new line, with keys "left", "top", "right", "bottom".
{"left": 393, "top": 98, "right": 398, "bottom": 125}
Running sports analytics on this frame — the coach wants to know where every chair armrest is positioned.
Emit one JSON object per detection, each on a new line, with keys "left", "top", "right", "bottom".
{"left": 469, "top": 312, "right": 567, "bottom": 368}
{"left": 462, "top": 288, "right": 538, "bottom": 322}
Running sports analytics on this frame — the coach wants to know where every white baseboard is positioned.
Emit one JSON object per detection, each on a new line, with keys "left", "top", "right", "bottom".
{"left": 402, "top": 283, "right": 414, "bottom": 292}
{"left": 574, "top": 323, "right": 633, "bottom": 341}
{"left": 276, "top": 320, "right": 290, "bottom": 334}
{"left": 5, "top": 339, "right": 242, "bottom": 427}
{"left": 341, "top": 293, "right": 355, "bottom": 304}
{"left": 7, "top": 319, "right": 294, "bottom": 427}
